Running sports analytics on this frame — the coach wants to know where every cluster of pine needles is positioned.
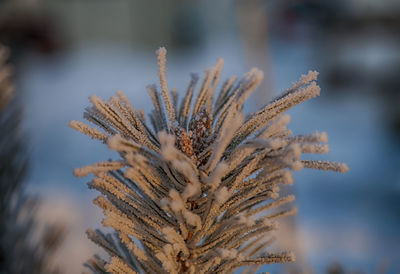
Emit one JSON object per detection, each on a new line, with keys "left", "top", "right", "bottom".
{"left": 71, "top": 47, "right": 348, "bottom": 274}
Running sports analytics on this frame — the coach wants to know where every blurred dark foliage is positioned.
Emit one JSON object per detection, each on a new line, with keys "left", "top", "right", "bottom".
{"left": 320, "top": 11, "right": 400, "bottom": 135}
{"left": 327, "top": 262, "right": 347, "bottom": 274}
{"left": 0, "top": 10, "right": 65, "bottom": 62}
{"left": 171, "top": 3, "right": 205, "bottom": 50}
{"left": 0, "top": 46, "right": 65, "bottom": 274}
{"left": 275, "top": 0, "right": 400, "bottom": 136}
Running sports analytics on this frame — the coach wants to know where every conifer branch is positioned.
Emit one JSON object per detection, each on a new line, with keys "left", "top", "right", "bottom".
{"left": 72, "top": 47, "right": 348, "bottom": 273}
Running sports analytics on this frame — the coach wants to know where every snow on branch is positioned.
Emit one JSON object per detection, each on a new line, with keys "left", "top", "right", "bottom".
{"left": 72, "top": 47, "right": 348, "bottom": 273}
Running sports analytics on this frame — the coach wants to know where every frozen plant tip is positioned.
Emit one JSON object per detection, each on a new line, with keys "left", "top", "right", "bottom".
{"left": 71, "top": 47, "right": 348, "bottom": 274}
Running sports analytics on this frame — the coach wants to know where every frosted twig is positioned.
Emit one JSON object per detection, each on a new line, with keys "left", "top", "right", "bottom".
{"left": 72, "top": 48, "right": 348, "bottom": 274}
{"left": 157, "top": 47, "right": 176, "bottom": 123}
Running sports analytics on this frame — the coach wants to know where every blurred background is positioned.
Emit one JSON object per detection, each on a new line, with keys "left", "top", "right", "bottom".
{"left": 0, "top": 0, "right": 399, "bottom": 273}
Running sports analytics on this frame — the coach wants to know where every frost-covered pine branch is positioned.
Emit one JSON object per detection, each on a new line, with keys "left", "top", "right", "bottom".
{"left": 0, "top": 45, "right": 65, "bottom": 274}
{"left": 71, "top": 47, "right": 348, "bottom": 274}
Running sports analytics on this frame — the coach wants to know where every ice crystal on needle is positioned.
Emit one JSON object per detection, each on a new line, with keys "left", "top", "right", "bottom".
{"left": 71, "top": 47, "right": 348, "bottom": 274}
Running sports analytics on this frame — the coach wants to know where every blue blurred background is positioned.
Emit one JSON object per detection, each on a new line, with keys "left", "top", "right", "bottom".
{"left": 0, "top": 0, "right": 399, "bottom": 273}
